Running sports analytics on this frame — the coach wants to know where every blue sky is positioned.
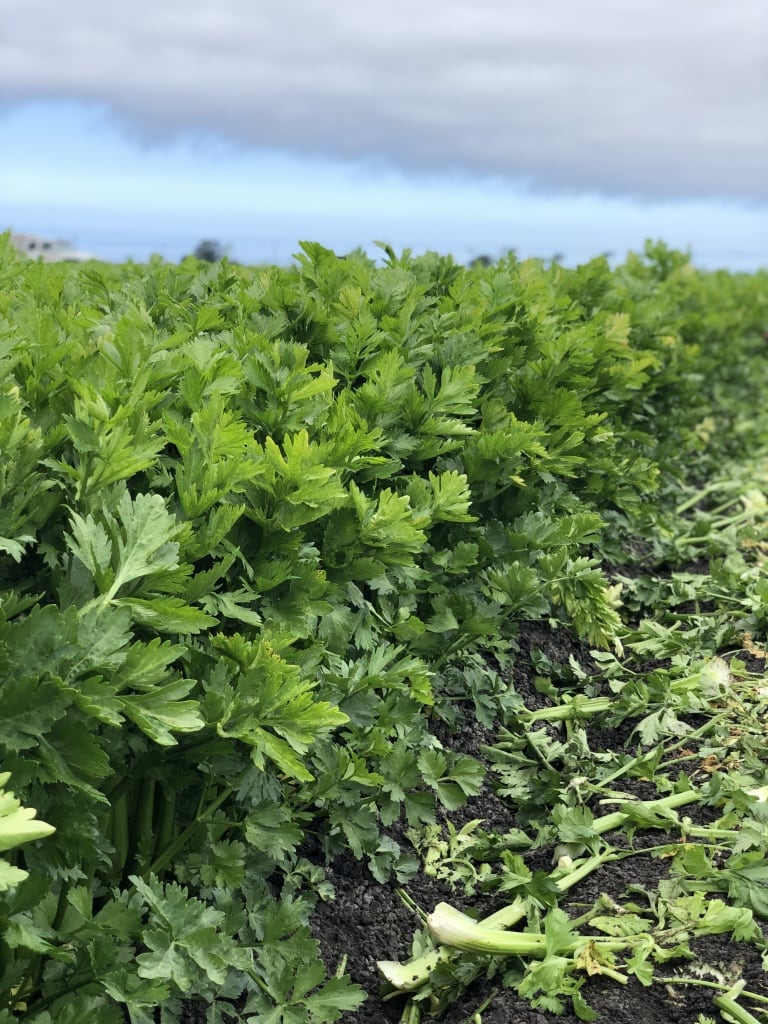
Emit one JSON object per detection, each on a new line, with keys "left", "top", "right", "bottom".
{"left": 1, "top": 0, "right": 766, "bottom": 269}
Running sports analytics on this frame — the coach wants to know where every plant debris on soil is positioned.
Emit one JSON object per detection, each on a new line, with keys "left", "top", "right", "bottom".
{"left": 310, "top": 620, "right": 768, "bottom": 1023}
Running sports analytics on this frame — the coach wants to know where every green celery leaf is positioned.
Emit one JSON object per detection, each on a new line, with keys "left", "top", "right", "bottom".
{"left": 551, "top": 806, "right": 598, "bottom": 845}
{"left": 117, "top": 679, "right": 204, "bottom": 746}
{"left": 68, "top": 490, "right": 182, "bottom": 606}
{"left": 0, "top": 676, "right": 70, "bottom": 753}
{"left": 303, "top": 974, "right": 366, "bottom": 1022}
{"left": 244, "top": 802, "right": 304, "bottom": 864}
{"left": 115, "top": 597, "right": 217, "bottom": 634}
{"left": 216, "top": 641, "right": 347, "bottom": 781}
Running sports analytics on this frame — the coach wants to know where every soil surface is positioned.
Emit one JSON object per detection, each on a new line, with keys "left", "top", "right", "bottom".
{"left": 308, "top": 621, "right": 768, "bottom": 1023}
{"left": 178, "top": 621, "right": 767, "bottom": 1023}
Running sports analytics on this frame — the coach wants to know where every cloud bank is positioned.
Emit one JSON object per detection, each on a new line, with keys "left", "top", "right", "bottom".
{"left": 2, "top": 0, "right": 766, "bottom": 199}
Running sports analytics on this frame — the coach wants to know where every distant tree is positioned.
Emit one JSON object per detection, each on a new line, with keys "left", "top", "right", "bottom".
{"left": 192, "top": 239, "right": 225, "bottom": 263}
{"left": 469, "top": 254, "right": 493, "bottom": 268}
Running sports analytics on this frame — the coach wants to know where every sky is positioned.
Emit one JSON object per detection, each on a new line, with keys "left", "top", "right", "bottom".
{"left": 1, "top": 0, "right": 766, "bottom": 268}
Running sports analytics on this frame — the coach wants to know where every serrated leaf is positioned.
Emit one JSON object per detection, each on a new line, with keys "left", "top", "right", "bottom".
{"left": 0, "top": 533, "right": 35, "bottom": 562}
{"left": 116, "top": 597, "right": 217, "bottom": 634}
{"left": 118, "top": 679, "right": 204, "bottom": 746}
{"left": 551, "top": 805, "right": 598, "bottom": 845}
{"left": 66, "top": 512, "right": 112, "bottom": 583}
{"left": 0, "top": 675, "right": 71, "bottom": 753}
{"left": 303, "top": 975, "right": 366, "bottom": 1021}
{"left": 4, "top": 914, "right": 57, "bottom": 953}
{"left": 589, "top": 913, "right": 652, "bottom": 937}
{"left": 216, "top": 642, "right": 347, "bottom": 781}
{"left": 245, "top": 802, "right": 304, "bottom": 864}
{"left": 70, "top": 490, "right": 182, "bottom": 607}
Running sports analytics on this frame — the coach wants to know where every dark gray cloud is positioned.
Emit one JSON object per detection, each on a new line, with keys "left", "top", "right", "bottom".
{"left": 2, "top": 0, "right": 766, "bottom": 199}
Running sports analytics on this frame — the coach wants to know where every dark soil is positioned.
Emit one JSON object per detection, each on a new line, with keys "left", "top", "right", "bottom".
{"left": 308, "top": 621, "right": 768, "bottom": 1023}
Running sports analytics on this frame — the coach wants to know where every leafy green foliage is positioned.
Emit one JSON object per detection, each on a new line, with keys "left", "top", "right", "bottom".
{"left": 0, "top": 231, "right": 766, "bottom": 1019}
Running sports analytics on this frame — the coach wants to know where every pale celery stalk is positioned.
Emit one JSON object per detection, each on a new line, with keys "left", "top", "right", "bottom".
{"left": 378, "top": 784, "right": 768, "bottom": 994}
{"left": 656, "top": 977, "right": 768, "bottom": 1008}
{"left": 522, "top": 696, "right": 614, "bottom": 724}
{"left": 711, "top": 995, "right": 763, "bottom": 1024}
{"left": 379, "top": 850, "right": 626, "bottom": 991}
{"left": 399, "top": 1000, "right": 421, "bottom": 1024}
{"left": 590, "top": 787, "right": 701, "bottom": 834}
{"left": 554, "top": 787, "right": 703, "bottom": 863}
{"left": 378, "top": 947, "right": 452, "bottom": 992}
{"left": 426, "top": 903, "right": 549, "bottom": 955}
{"left": 381, "top": 897, "right": 627, "bottom": 990}
{"left": 713, "top": 981, "right": 764, "bottom": 1024}
{"left": 427, "top": 902, "right": 631, "bottom": 959}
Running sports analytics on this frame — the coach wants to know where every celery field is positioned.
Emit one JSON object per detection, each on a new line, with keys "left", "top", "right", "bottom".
{"left": 0, "top": 235, "right": 767, "bottom": 1023}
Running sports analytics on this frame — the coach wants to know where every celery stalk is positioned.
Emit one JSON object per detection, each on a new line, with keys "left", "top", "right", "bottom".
{"left": 713, "top": 982, "right": 764, "bottom": 1024}
{"left": 427, "top": 902, "right": 628, "bottom": 958}
{"left": 427, "top": 903, "right": 548, "bottom": 955}
{"left": 523, "top": 696, "right": 614, "bottom": 724}
{"left": 591, "top": 788, "right": 702, "bottom": 836}
{"left": 378, "top": 947, "right": 451, "bottom": 992}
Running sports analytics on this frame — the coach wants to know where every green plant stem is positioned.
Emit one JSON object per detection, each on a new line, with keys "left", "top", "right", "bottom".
{"left": 675, "top": 480, "right": 729, "bottom": 514}
{"left": 143, "top": 785, "right": 234, "bottom": 878}
{"left": 51, "top": 880, "right": 71, "bottom": 931}
{"left": 525, "top": 729, "right": 559, "bottom": 773}
{"left": 477, "top": 896, "right": 528, "bottom": 931}
{"left": 555, "top": 789, "right": 704, "bottom": 862}
{"left": 585, "top": 717, "right": 726, "bottom": 793}
{"left": 679, "top": 825, "right": 739, "bottom": 842}
{"left": 549, "top": 849, "right": 618, "bottom": 891}
{"left": 431, "top": 636, "right": 473, "bottom": 673}
{"left": 400, "top": 1001, "right": 421, "bottom": 1024}
{"left": 591, "top": 787, "right": 701, "bottom": 835}
{"left": 713, "top": 994, "right": 763, "bottom": 1024}
{"left": 155, "top": 786, "right": 177, "bottom": 855}
{"left": 599, "top": 965, "right": 630, "bottom": 985}
{"left": 655, "top": 978, "right": 768, "bottom": 1007}
{"left": 523, "top": 696, "right": 614, "bottom": 724}
{"left": 463, "top": 987, "right": 499, "bottom": 1023}
{"left": 396, "top": 888, "right": 428, "bottom": 923}
{"left": 110, "top": 786, "right": 131, "bottom": 877}
{"left": 21, "top": 972, "right": 97, "bottom": 1018}
{"left": 128, "top": 775, "right": 157, "bottom": 875}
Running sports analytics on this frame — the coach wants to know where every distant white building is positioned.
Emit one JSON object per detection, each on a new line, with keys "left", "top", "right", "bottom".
{"left": 11, "top": 232, "right": 96, "bottom": 263}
